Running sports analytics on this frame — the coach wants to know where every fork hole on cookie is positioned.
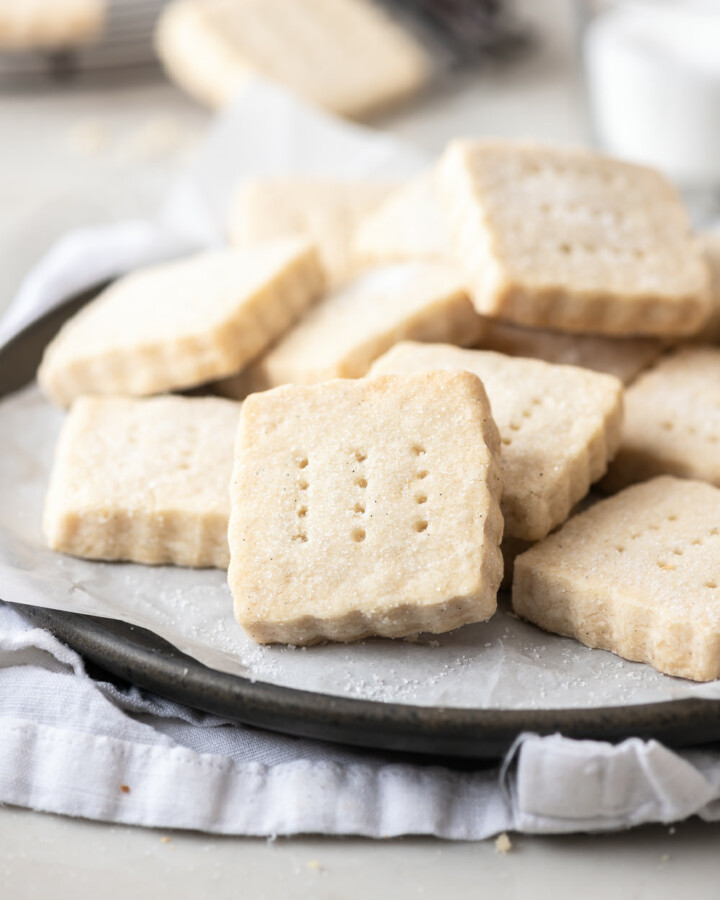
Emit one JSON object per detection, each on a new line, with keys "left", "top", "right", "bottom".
{"left": 615, "top": 546, "right": 625, "bottom": 553}
{"left": 355, "top": 450, "right": 367, "bottom": 462}
{"left": 415, "top": 494, "right": 427, "bottom": 505}
{"left": 297, "top": 506, "right": 308, "bottom": 518}
{"left": 501, "top": 437, "right": 512, "bottom": 446}
{"left": 299, "top": 479, "right": 308, "bottom": 491}
{"left": 298, "top": 457, "right": 308, "bottom": 469}
{"left": 355, "top": 477, "right": 367, "bottom": 489}
{"left": 353, "top": 502, "right": 365, "bottom": 514}
{"left": 706, "top": 581, "right": 718, "bottom": 589}
{"left": 668, "top": 514, "right": 677, "bottom": 522}
{"left": 661, "top": 421, "right": 673, "bottom": 431}
{"left": 351, "top": 527, "right": 366, "bottom": 543}
{"left": 411, "top": 444, "right": 426, "bottom": 457}
{"left": 292, "top": 533, "right": 308, "bottom": 543}
{"left": 414, "top": 520, "right": 428, "bottom": 533}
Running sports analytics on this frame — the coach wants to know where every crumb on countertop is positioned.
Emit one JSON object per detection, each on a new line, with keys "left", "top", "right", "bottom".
{"left": 495, "top": 832, "right": 513, "bottom": 854}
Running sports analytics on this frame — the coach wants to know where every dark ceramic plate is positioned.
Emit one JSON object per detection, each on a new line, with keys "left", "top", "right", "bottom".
{"left": 4, "top": 291, "right": 720, "bottom": 761}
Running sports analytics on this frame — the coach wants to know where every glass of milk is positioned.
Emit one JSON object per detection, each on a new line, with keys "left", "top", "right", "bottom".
{"left": 582, "top": 0, "right": 720, "bottom": 192}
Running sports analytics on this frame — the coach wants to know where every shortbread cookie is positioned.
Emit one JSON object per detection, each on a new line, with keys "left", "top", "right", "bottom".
{"left": 44, "top": 395, "right": 241, "bottom": 568}
{"left": 216, "top": 263, "right": 483, "bottom": 397}
{"left": 228, "top": 372, "right": 503, "bottom": 644}
{"left": 353, "top": 171, "right": 450, "bottom": 264}
{"left": 155, "top": 0, "right": 431, "bottom": 116}
{"left": 691, "top": 232, "right": 720, "bottom": 344}
{"left": 228, "top": 178, "right": 393, "bottom": 283}
{"left": 603, "top": 347, "right": 720, "bottom": 492}
{"left": 437, "top": 140, "right": 710, "bottom": 337}
{"left": 513, "top": 476, "right": 720, "bottom": 681}
{"left": 475, "top": 318, "right": 666, "bottom": 384}
{"left": 369, "top": 342, "right": 623, "bottom": 541}
{"left": 0, "top": 0, "right": 105, "bottom": 49}
{"left": 37, "top": 239, "right": 323, "bottom": 407}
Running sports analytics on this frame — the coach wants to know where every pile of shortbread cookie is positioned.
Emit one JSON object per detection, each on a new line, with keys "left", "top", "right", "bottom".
{"left": 39, "top": 140, "right": 720, "bottom": 682}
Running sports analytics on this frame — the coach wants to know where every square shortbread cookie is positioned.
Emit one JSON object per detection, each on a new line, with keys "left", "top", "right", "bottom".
{"left": 437, "top": 140, "right": 710, "bottom": 337}
{"left": 215, "top": 262, "right": 483, "bottom": 398}
{"left": 513, "top": 476, "right": 720, "bottom": 681}
{"left": 369, "top": 342, "right": 624, "bottom": 541}
{"left": 43, "top": 394, "right": 241, "bottom": 568}
{"left": 353, "top": 171, "right": 450, "bottom": 264}
{"left": 602, "top": 347, "right": 720, "bottom": 492}
{"left": 474, "top": 318, "right": 666, "bottom": 385}
{"left": 228, "top": 178, "right": 393, "bottom": 283}
{"left": 228, "top": 371, "right": 504, "bottom": 644}
{"left": 155, "top": 0, "right": 431, "bottom": 116}
{"left": 37, "top": 239, "right": 323, "bottom": 407}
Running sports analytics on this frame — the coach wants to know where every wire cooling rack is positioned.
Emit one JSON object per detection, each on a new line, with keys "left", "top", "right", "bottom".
{"left": 0, "top": 0, "right": 527, "bottom": 89}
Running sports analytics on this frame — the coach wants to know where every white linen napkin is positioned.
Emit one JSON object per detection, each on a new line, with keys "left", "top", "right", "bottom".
{"left": 3, "top": 80, "right": 720, "bottom": 838}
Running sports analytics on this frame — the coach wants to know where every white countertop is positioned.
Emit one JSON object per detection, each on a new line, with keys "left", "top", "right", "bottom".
{"left": 2, "top": 1, "right": 720, "bottom": 894}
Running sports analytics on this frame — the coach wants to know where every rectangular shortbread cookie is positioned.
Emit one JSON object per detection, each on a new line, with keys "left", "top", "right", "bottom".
{"left": 215, "top": 262, "right": 483, "bottom": 398}
{"left": 438, "top": 140, "right": 710, "bottom": 337}
{"left": 513, "top": 476, "right": 720, "bottom": 681}
{"left": 155, "top": 0, "right": 431, "bottom": 116}
{"left": 228, "top": 372, "right": 504, "bottom": 644}
{"left": 228, "top": 178, "right": 393, "bottom": 284}
{"left": 369, "top": 342, "right": 623, "bottom": 541}
{"left": 353, "top": 171, "right": 450, "bottom": 265}
{"left": 602, "top": 347, "right": 720, "bottom": 492}
{"left": 43, "top": 394, "right": 241, "bottom": 568}
{"left": 37, "top": 239, "right": 323, "bottom": 407}
{"left": 475, "top": 318, "right": 666, "bottom": 385}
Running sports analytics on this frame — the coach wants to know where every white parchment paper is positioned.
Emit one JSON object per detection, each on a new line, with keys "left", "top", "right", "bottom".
{"left": 4, "top": 384, "right": 720, "bottom": 710}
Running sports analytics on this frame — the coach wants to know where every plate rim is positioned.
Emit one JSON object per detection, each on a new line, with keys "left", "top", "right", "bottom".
{"left": 4, "top": 288, "right": 720, "bottom": 761}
